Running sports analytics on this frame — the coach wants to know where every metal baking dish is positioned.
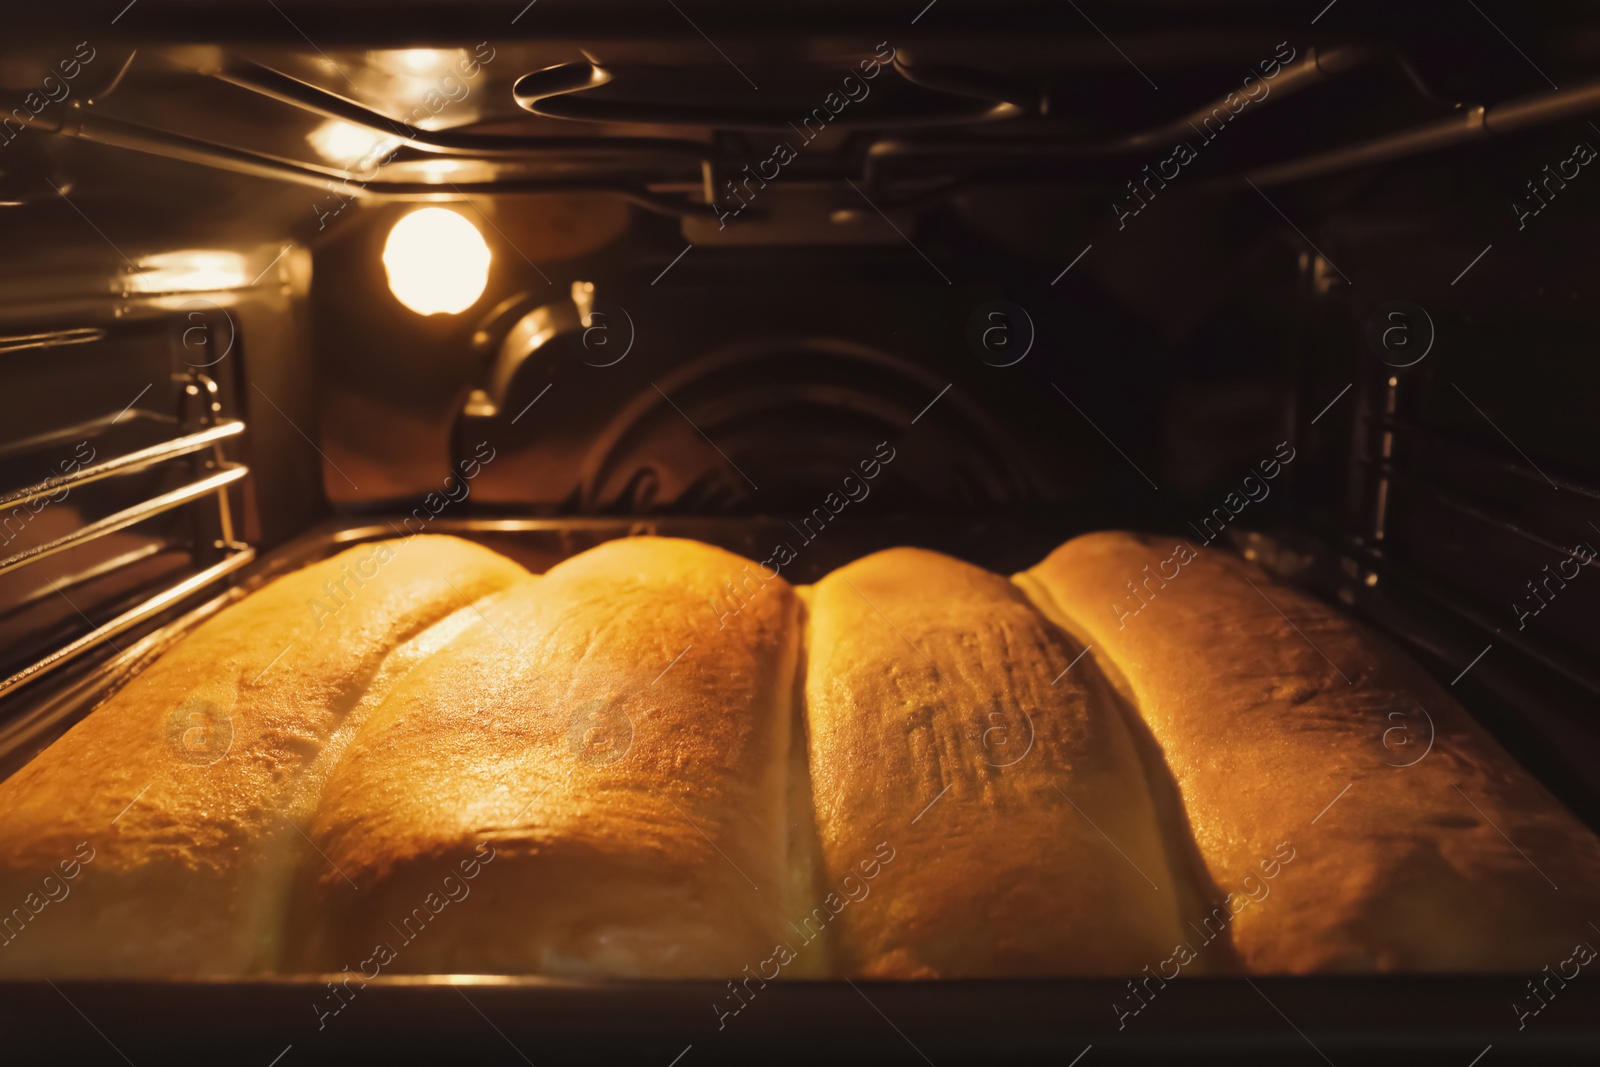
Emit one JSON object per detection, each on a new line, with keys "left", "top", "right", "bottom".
{"left": 4, "top": 973, "right": 1597, "bottom": 1064}
{"left": 2, "top": 517, "right": 1597, "bottom": 1064}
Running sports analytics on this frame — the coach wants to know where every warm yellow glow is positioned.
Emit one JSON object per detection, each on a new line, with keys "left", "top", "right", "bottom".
{"left": 307, "top": 120, "right": 399, "bottom": 166}
{"left": 400, "top": 48, "right": 441, "bottom": 71}
{"left": 416, "top": 158, "right": 461, "bottom": 179}
{"left": 129, "top": 251, "right": 249, "bottom": 293}
{"left": 382, "top": 208, "right": 491, "bottom": 315}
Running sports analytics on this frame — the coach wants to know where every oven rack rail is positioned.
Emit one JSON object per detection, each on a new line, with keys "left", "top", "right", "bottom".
{"left": 0, "top": 386, "right": 254, "bottom": 702}
{"left": 18, "top": 43, "right": 1600, "bottom": 214}
{"left": 1346, "top": 389, "right": 1600, "bottom": 696}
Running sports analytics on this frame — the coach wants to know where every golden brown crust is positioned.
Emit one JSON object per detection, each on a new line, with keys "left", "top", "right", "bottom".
{"left": 10, "top": 526, "right": 1596, "bottom": 979}
{"left": 0, "top": 535, "right": 528, "bottom": 977}
{"left": 289, "top": 536, "right": 802, "bottom": 978}
{"left": 1022, "top": 531, "right": 1600, "bottom": 973}
{"left": 805, "top": 547, "right": 1187, "bottom": 977}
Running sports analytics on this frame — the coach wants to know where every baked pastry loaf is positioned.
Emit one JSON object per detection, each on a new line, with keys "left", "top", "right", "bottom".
{"left": 1019, "top": 531, "right": 1600, "bottom": 973}
{"left": 0, "top": 535, "right": 528, "bottom": 977}
{"left": 289, "top": 536, "right": 803, "bottom": 978}
{"left": 805, "top": 547, "right": 1188, "bottom": 977}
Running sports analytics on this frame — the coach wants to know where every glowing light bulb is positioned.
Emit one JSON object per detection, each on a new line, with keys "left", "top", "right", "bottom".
{"left": 382, "top": 207, "right": 491, "bottom": 315}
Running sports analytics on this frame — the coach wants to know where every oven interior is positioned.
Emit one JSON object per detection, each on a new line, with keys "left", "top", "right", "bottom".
{"left": 2, "top": 2, "right": 1598, "bottom": 1062}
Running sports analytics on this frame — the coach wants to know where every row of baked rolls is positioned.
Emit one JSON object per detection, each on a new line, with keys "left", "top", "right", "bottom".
{"left": 0, "top": 533, "right": 1189, "bottom": 978}
{"left": 290, "top": 540, "right": 1195, "bottom": 978}
{"left": 5, "top": 531, "right": 1598, "bottom": 976}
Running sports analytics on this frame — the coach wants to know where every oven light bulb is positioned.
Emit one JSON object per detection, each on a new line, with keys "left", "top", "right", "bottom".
{"left": 382, "top": 207, "right": 491, "bottom": 315}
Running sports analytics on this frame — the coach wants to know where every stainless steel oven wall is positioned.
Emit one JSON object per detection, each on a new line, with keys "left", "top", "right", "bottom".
{"left": 0, "top": 41, "right": 328, "bottom": 709}
{"left": 1291, "top": 149, "right": 1600, "bottom": 829}
{"left": 308, "top": 195, "right": 1172, "bottom": 520}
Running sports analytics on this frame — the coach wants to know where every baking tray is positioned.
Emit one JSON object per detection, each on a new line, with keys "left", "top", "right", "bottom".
{"left": 4, "top": 972, "right": 1598, "bottom": 1065}
{"left": 3, "top": 516, "right": 1597, "bottom": 1064}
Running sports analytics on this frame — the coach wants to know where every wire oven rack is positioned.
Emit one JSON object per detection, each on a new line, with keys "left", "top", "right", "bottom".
{"left": 0, "top": 359, "right": 253, "bottom": 725}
